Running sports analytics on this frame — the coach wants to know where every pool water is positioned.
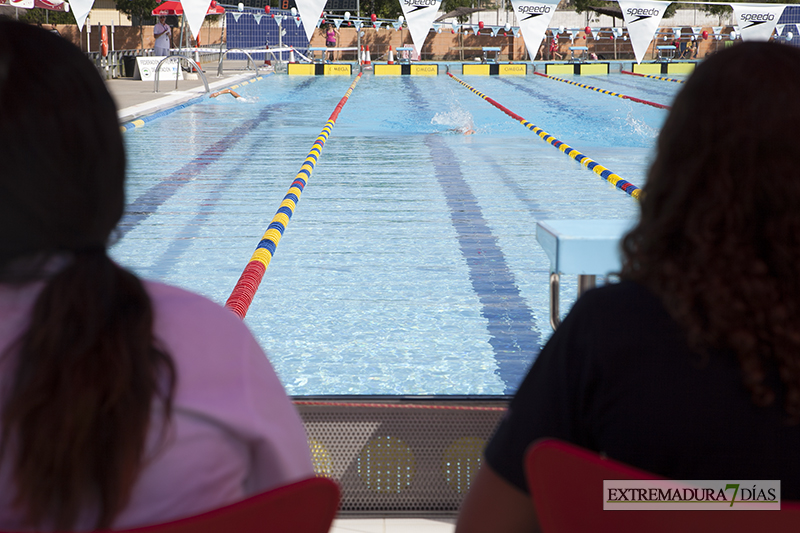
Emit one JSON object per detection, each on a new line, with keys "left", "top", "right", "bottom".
{"left": 113, "top": 70, "right": 681, "bottom": 396}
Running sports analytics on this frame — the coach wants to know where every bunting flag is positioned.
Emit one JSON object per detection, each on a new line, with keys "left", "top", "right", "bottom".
{"left": 392, "top": 21, "right": 402, "bottom": 30}
{"left": 293, "top": 0, "right": 327, "bottom": 41}
{"left": 354, "top": 20, "right": 363, "bottom": 30}
{"left": 510, "top": 0, "right": 560, "bottom": 60}
{"left": 399, "top": 0, "right": 444, "bottom": 59}
{"left": 253, "top": 13, "right": 264, "bottom": 23}
{"left": 67, "top": 0, "right": 94, "bottom": 30}
{"left": 334, "top": 18, "right": 343, "bottom": 29}
{"left": 591, "top": 27, "right": 601, "bottom": 39}
{"left": 491, "top": 26, "right": 502, "bottom": 37}
{"left": 618, "top": 0, "right": 671, "bottom": 64}
{"left": 231, "top": 12, "right": 243, "bottom": 21}
{"left": 181, "top": 0, "right": 213, "bottom": 41}
{"left": 294, "top": 15, "right": 303, "bottom": 27}
{"left": 274, "top": 14, "right": 284, "bottom": 25}
{"left": 732, "top": 3, "right": 786, "bottom": 41}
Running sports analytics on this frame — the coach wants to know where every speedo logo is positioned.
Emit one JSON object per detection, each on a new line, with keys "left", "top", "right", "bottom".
{"left": 626, "top": 7, "right": 660, "bottom": 23}
{"left": 741, "top": 12, "right": 774, "bottom": 28}
{"left": 518, "top": 5, "right": 550, "bottom": 20}
{"left": 404, "top": 0, "right": 437, "bottom": 11}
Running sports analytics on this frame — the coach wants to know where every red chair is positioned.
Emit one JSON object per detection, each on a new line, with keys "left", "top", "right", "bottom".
{"left": 1, "top": 477, "right": 340, "bottom": 533}
{"left": 525, "top": 438, "right": 800, "bottom": 533}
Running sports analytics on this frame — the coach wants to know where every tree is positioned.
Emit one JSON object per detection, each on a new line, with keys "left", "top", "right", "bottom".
{"left": 116, "top": 0, "right": 161, "bottom": 47}
{"left": 18, "top": 8, "right": 74, "bottom": 25}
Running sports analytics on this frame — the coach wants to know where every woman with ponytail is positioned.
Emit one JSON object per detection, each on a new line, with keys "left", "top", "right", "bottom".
{"left": 457, "top": 42, "right": 800, "bottom": 532}
{"left": 0, "top": 18, "right": 313, "bottom": 531}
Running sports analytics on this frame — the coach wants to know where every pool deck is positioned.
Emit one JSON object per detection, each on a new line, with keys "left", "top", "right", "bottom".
{"left": 105, "top": 70, "right": 458, "bottom": 533}
{"left": 107, "top": 69, "right": 262, "bottom": 123}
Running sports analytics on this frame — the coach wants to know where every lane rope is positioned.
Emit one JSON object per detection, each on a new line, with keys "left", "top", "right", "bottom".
{"left": 447, "top": 73, "right": 642, "bottom": 200}
{"left": 621, "top": 70, "right": 685, "bottom": 84}
{"left": 533, "top": 71, "right": 670, "bottom": 110}
{"left": 225, "top": 73, "right": 363, "bottom": 319}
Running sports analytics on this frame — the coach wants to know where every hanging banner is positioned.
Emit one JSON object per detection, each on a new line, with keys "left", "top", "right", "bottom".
{"left": 6, "top": 0, "right": 34, "bottom": 8}
{"left": 509, "top": 0, "right": 560, "bottom": 61}
{"left": 253, "top": 13, "right": 264, "bottom": 23}
{"left": 181, "top": 0, "right": 213, "bottom": 41}
{"left": 618, "top": 0, "right": 671, "bottom": 64}
{"left": 732, "top": 3, "right": 786, "bottom": 42}
{"left": 67, "top": 0, "right": 94, "bottom": 30}
{"left": 399, "top": 0, "right": 444, "bottom": 59}
{"left": 294, "top": 0, "right": 328, "bottom": 42}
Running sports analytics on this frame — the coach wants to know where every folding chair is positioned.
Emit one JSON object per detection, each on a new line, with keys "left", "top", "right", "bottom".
{"left": 525, "top": 438, "right": 800, "bottom": 533}
{"left": 0, "top": 476, "right": 340, "bottom": 533}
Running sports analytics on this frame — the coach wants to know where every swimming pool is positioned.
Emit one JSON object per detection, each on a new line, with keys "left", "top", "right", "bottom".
{"left": 112, "top": 69, "right": 681, "bottom": 396}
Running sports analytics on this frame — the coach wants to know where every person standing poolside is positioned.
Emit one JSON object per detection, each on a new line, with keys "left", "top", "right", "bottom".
{"left": 455, "top": 41, "right": 800, "bottom": 532}
{"left": 549, "top": 36, "right": 562, "bottom": 60}
{"left": 325, "top": 24, "right": 339, "bottom": 62}
{"left": 0, "top": 19, "right": 314, "bottom": 531}
{"left": 154, "top": 15, "right": 171, "bottom": 56}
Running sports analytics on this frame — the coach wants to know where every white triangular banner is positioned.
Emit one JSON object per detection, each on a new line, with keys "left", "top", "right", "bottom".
{"left": 354, "top": 21, "right": 363, "bottom": 30}
{"left": 253, "top": 13, "right": 264, "bottom": 24}
{"left": 732, "top": 4, "right": 786, "bottom": 42}
{"left": 334, "top": 18, "right": 343, "bottom": 29}
{"left": 510, "top": 0, "right": 560, "bottom": 61}
{"left": 181, "top": 0, "right": 213, "bottom": 40}
{"left": 294, "top": 16, "right": 303, "bottom": 27}
{"left": 294, "top": 0, "right": 327, "bottom": 42}
{"left": 591, "top": 28, "right": 600, "bottom": 40}
{"left": 776, "top": 23, "right": 785, "bottom": 36}
{"left": 399, "top": 0, "right": 444, "bottom": 59}
{"left": 67, "top": 0, "right": 93, "bottom": 30}
{"left": 274, "top": 14, "right": 284, "bottom": 25}
{"left": 316, "top": 17, "right": 323, "bottom": 27}
{"left": 491, "top": 26, "right": 502, "bottom": 37}
{"left": 232, "top": 12, "right": 243, "bottom": 22}
{"left": 392, "top": 21, "right": 402, "bottom": 30}
{"left": 618, "top": 0, "right": 671, "bottom": 64}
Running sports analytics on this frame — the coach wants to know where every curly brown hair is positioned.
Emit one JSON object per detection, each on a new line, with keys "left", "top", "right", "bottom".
{"left": 621, "top": 42, "right": 800, "bottom": 421}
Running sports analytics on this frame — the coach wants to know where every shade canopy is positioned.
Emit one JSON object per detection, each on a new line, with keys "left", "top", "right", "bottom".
{"left": 152, "top": 0, "right": 224, "bottom": 16}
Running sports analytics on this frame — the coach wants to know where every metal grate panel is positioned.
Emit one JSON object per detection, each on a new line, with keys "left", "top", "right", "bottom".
{"left": 295, "top": 397, "right": 508, "bottom": 517}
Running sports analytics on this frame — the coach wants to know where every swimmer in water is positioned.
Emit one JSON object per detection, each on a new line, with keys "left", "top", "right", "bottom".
{"left": 209, "top": 88, "right": 241, "bottom": 98}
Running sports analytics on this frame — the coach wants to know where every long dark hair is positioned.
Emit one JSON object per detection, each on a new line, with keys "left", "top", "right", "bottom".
{"left": 621, "top": 42, "right": 800, "bottom": 420}
{"left": 0, "top": 18, "right": 175, "bottom": 529}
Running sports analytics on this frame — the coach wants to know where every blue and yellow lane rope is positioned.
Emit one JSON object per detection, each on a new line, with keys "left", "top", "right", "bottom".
{"left": 447, "top": 73, "right": 641, "bottom": 200}
{"left": 533, "top": 72, "right": 670, "bottom": 110}
{"left": 225, "top": 73, "right": 363, "bottom": 319}
{"left": 621, "top": 70, "right": 685, "bottom": 84}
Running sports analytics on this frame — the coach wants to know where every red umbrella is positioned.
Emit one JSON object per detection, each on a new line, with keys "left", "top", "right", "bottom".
{"left": 152, "top": 0, "right": 225, "bottom": 16}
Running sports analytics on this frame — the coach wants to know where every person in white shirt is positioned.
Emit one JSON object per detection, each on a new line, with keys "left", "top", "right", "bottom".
{"left": 154, "top": 15, "right": 170, "bottom": 56}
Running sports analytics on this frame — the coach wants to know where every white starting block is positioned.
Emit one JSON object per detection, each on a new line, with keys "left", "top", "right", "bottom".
{"left": 536, "top": 219, "right": 634, "bottom": 329}
{"left": 396, "top": 46, "right": 414, "bottom": 64}
{"left": 657, "top": 45, "right": 676, "bottom": 61}
{"left": 569, "top": 46, "right": 588, "bottom": 62}
{"left": 482, "top": 47, "right": 501, "bottom": 64}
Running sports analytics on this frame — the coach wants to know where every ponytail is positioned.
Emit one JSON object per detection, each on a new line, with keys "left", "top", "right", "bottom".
{"left": 1, "top": 251, "right": 176, "bottom": 530}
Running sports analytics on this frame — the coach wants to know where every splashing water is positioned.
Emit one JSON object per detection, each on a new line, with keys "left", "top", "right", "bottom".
{"left": 431, "top": 103, "right": 476, "bottom": 135}
{"left": 624, "top": 110, "right": 659, "bottom": 140}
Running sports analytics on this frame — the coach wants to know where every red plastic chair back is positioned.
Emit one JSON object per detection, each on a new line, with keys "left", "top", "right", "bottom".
{"left": 0, "top": 477, "right": 341, "bottom": 533}
{"left": 525, "top": 438, "right": 800, "bottom": 533}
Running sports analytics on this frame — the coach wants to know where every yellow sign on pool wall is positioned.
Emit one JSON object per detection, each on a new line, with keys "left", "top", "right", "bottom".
{"left": 499, "top": 64, "right": 527, "bottom": 76}
{"left": 324, "top": 64, "right": 352, "bottom": 76}
{"left": 288, "top": 63, "right": 315, "bottom": 76}
{"left": 411, "top": 64, "right": 438, "bottom": 76}
{"left": 374, "top": 64, "right": 402, "bottom": 76}
{"left": 462, "top": 64, "right": 490, "bottom": 76}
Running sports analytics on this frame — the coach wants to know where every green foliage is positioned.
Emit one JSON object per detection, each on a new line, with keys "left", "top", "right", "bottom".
{"left": 18, "top": 8, "right": 74, "bottom": 25}
{"left": 116, "top": 0, "right": 160, "bottom": 26}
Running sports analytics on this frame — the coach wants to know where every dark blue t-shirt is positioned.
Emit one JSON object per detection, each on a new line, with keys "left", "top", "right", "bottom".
{"left": 485, "top": 280, "right": 800, "bottom": 499}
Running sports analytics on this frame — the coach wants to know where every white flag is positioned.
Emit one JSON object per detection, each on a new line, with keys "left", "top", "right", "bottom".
{"left": 181, "top": 0, "right": 213, "bottom": 42}
{"left": 399, "top": 0, "right": 444, "bottom": 59}
{"left": 618, "top": 0, "right": 671, "bottom": 64}
{"left": 732, "top": 4, "right": 786, "bottom": 42}
{"left": 67, "top": 0, "right": 94, "bottom": 30}
{"left": 8, "top": 0, "right": 34, "bottom": 9}
{"left": 294, "top": 0, "right": 327, "bottom": 42}
{"left": 510, "top": 0, "right": 560, "bottom": 61}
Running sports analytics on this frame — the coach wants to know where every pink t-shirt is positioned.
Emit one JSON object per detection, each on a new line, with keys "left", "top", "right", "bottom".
{"left": 0, "top": 280, "right": 314, "bottom": 530}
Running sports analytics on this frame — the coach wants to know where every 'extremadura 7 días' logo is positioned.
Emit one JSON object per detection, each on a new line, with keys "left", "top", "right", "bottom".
{"left": 604, "top": 480, "right": 781, "bottom": 510}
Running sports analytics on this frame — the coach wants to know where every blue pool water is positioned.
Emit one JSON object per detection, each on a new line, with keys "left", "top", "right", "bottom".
{"left": 112, "top": 70, "right": 682, "bottom": 396}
